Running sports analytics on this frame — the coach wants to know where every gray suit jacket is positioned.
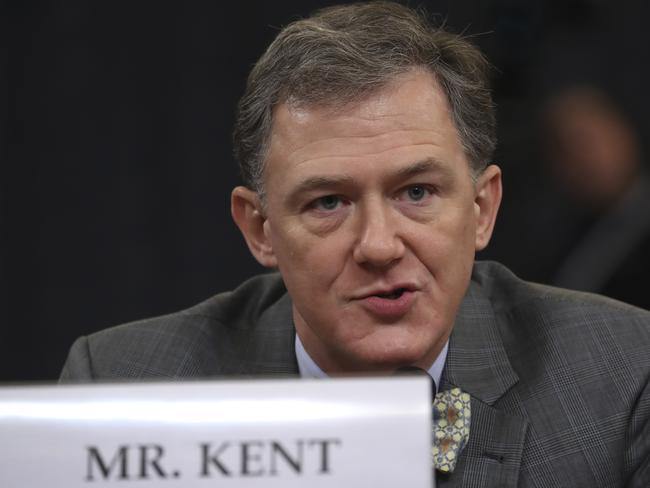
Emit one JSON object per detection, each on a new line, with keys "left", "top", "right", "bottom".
{"left": 61, "top": 261, "right": 650, "bottom": 487}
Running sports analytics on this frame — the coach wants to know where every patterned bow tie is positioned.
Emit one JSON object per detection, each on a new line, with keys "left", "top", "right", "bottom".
{"left": 432, "top": 387, "right": 471, "bottom": 473}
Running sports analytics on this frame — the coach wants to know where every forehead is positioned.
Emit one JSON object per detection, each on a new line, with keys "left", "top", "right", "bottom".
{"left": 264, "top": 70, "right": 467, "bottom": 187}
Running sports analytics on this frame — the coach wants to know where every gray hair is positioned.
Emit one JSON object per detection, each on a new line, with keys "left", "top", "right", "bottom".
{"left": 233, "top": 1, "right": 496, "bottom": 195}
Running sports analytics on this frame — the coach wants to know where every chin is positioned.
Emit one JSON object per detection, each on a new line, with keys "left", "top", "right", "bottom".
{"left": 344, "top": 342, "right": 432, "bottom": 373}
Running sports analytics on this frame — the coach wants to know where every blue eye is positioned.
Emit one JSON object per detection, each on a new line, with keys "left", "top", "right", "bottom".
{"left": 315, "top": 195, "right": 341, "bottom": 210}
{"left": 406, "top": 185, "right": 428, "bottom": 201}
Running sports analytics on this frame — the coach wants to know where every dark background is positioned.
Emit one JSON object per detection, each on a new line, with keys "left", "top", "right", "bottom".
{"left": 3, "top": 0, "right": 650, "bottom": 382}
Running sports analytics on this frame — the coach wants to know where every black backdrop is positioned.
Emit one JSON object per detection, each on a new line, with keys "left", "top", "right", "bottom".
{"left": 3, "top": 0, "right": 650, "bottom": 381}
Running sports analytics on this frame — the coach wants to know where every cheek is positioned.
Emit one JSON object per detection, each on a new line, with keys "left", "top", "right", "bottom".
{"left": 413, "top": 206, "right": 476, "bottom": 282}
{"left": 452, "top": 199, "right": 479, "bottom": 247}
{"left": 271, "top": 223, "right": 350, "bottom": 289}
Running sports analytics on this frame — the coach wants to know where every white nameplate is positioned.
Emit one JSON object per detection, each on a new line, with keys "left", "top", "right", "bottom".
{"left": 0, "top": 377, "right": 432, "bottom": 487}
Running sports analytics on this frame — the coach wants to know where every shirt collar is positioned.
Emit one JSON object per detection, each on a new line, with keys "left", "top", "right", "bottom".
{"left": 295, "top": 333, "right": 449, "bottom": 387}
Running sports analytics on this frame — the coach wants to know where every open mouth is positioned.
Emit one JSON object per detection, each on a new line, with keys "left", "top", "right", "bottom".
{"left": 361, "top": 286, "right": 415, "bottom": 318}
{"left": 375, "top": 288, "right": 407, "bottom": 300}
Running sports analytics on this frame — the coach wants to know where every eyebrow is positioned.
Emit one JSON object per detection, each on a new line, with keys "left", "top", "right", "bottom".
{"left": 395, "top": 157, "right": 453, "bottom": 180}
{"left": 286, "top": 157, "right": 453, "bottom": 205}
{"left": 289, "top": 175, "right": 354, "bottom": 196}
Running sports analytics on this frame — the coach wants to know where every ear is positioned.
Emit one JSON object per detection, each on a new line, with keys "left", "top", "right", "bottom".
{"left": 231, "top": 186, "right": 278, "bottom": 268}
{"left": 473, "top": 164, "right": 502, "bottom": 251}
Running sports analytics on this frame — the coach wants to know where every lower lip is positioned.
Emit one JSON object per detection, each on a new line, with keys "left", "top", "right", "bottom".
{"left": 359, "top": 291, "right": 416, "bottom": 319}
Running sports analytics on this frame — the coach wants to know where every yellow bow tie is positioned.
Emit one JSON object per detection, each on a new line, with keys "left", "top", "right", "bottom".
{"left": 432, "top": 387, "right": 471, "bottom": 473}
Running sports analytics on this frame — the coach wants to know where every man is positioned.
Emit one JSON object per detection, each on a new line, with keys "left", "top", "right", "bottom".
{"left": 61, "top": 2, "right": 650, "bottom": 487}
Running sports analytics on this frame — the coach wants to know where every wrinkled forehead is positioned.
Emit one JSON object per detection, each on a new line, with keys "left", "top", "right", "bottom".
{"left": 258, "top": 69, "right": 471, "bottom": 206}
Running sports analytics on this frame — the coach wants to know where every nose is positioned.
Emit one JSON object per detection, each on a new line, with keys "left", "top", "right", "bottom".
{"left": 352, "top": 200, "right": 405, "bottom": 267}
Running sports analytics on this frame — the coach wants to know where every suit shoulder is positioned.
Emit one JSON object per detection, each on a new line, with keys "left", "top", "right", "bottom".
{"left": 473, "top": 261, "right": 650, "bottom": 390}
{"left": 75, "top": 273, "right": 288, "bottom": 379}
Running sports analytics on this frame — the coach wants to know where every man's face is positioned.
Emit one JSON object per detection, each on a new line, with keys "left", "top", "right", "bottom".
{"left": 234, "top": 69, "right": 500, "bottom": 373}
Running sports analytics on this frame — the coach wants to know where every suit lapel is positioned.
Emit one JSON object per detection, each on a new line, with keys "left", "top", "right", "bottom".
{"left": 438, "top": 278, "right": 529, "bottom": 487}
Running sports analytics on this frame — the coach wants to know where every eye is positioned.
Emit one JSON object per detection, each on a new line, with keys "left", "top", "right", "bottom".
{"left": 312, "top": 195, "right": 342, "bottom": 211}
{"left": 400, "top": 184, "right": 433, "bottom": 202}
{"left": 406, "top": 185, "right": 427, "bottom": 201}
